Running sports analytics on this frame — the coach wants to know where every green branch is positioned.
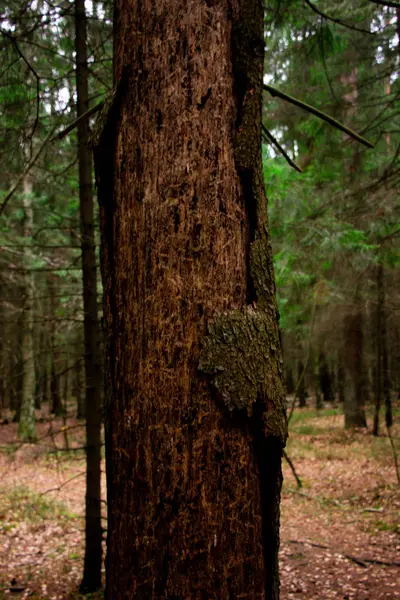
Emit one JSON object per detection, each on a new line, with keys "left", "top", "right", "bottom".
{"left": 304, "top": 0, "right": 374, "bottom": 35}
{"left": 264, "top": 83, "right": 374, "bottom": 149}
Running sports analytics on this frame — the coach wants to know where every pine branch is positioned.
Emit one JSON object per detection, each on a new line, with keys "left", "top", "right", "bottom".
{"left": 264, "top": 83, "right": 374, "bottom": 149}
{"left": 369, "top": 0, "right": 400, "bottom": 8}
{"left": 304, "top": 0, "right": 374, "bottom": 35}
{"left": 262, "top": 125, "right": 303, "bottom": 172}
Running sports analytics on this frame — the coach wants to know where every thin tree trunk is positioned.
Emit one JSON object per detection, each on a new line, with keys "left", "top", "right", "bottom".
{"left": 313, "top": 350, "right": 323, "bottom": 410}
{"left": 48, "top": 275, "right": 63, "bottom": 416}
{"left": 18, "top": 176, "right": 36, "bottom": 440}
{"left": 373, "top": 264, "right": 383, "bottom": 436}
{"left": 343, "top": 307, "right": 367, "bottom": 429}
{"left": 95, "top": 1, "right": 286, "bottom": 598}
{"left": 319, "top": 352, "right": 333, "bottom": 404}
{"left": 75, "top": 0, "right": 102, "bottom": 591}
{"left": 379, "top": 267, "right": 392, "bottom": 429}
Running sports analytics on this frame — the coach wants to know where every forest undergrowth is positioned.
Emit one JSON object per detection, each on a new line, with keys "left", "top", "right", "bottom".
{"left": 0, "top": 403, "right": 398, "bottom": 600}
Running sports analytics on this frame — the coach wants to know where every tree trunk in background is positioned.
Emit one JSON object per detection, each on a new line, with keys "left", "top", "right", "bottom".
{"left": 337, "top": 351, "right": 345, "bottom": 404}
{"left": 18, "top": 176, "right": 36, "bottom": 440}
{"left": 379, "top": 265, "right": 392, "bottom": 430}
{"left": 319, "top": 352, "right": 333, "bottom": 404}
{"left": 10, "top": 322, "right": 23, "bottom": 420}
{"left": 75, "top": 0, "right": 102, "bottom": 591}
{"left": 297, "top": 361, "right": 307, "bottom": 407}
{"left": 373, "top": 264, "right": 383, "bottom": 436}
{"left": 48, "top": 276, "right": 63, "bottom": 416}
{"left": 285, "top": 368, "right": 295, "bottom": 395}
{"left": 313, "top": 350, "right": 323, "bottom": 410}
{"left": 343, "top": 308, "right": 367, "bottom": 429}
{"left": 95, "top": 1, "right": 286, "bottom": 598}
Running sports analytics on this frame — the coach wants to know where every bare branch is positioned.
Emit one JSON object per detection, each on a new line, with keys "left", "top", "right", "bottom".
{"left": 51, "top": 100, "right": 104, "bottom": 141}
{"left": 0, "top": 127, "right": 56, "bottom": 216}
{"left": 264, "top": 83, "right": 374, "bottom": 149}
{"left": 262, "top": 125, "right": 303, "bottom": 172}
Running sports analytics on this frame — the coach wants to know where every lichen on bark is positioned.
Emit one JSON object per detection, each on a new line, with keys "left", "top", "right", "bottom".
{"left": 199, "top": 303, "right": 286, "bottom": 443}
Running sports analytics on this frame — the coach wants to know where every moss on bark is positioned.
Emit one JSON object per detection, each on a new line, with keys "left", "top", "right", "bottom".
{"left": 199, "top": 307, "right": 286, "bottom": 442}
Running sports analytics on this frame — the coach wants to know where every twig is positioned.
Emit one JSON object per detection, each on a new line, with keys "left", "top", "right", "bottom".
{"left": 51, "top": 100, "right": 104, "bottom": 142}
{"left": 40, "top": 471, "right": 85, "bottom": 497}
{"left": 288, "top": 539, "right": 400, "bottom": 567}
{"left": 387, "top": 425, "right": 400, "bottom": 485}
{"left": 264, "top": 84, "right": 374, "bottom": 149}
{"left": 283, "top": 450, "right": 302, "bottom": 488}
{"left": 262, "top": 125, "right": 303, "bottom": 172}
{"left": 304, "top": 0, "right": 374, "bottom": 35}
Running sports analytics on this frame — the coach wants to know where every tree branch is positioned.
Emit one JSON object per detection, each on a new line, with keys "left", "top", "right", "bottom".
{"left": 0, "top": 127, "right": 56, "bottom": 216}
{"left": 369, "top": 0, "right": 400, "bottom": 8}
{"left": 51, "top": 100, "right": 104, "bottom": 141}
{"left": 283, "top": 450, "right": 303, "bottom": 488}
{"left": 262, "top": 125, "right": 303, "bottom": 172}
{"left": 264, "top": 83, "right": 374, "bottom": 149}
{"left": 304, "top": 0, "right": 374, "bottom": 35}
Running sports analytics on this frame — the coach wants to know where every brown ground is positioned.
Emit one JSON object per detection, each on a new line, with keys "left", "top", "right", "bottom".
{"left": 0, "top": 405, "right": 399, "bottom": 599}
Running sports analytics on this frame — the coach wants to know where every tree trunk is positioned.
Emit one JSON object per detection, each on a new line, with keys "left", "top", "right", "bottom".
{"left": 379, "top": 265, "right": 392, "bottom": 430}
{"left": 75, "top": 0, "right": 102, "bottom": 591}
{"left": 319, "top": 352, "right": 333, "bottom": 404}
{"left": 18, "top": 176, "right": 36, "bottom": 440}
{"left": 48, "top": 275, "right": 63, "bottom": 416}
{"left": 313, "top": 350, "right": 323, "bottom": 410}
{"left": 373, "top": 264, "right": 383, "bottom": 436}
{"left": 343, "top": 308, "right": 367, "bottom": 429}
{"left": 94, "top": 1, "right": 286, "bottom": 598}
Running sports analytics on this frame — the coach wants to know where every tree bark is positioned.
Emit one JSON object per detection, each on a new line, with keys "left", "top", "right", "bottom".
{"left": 94, "top": 1, "right": 286, "bottom": 598}
{"left": 75, "top": 0, "right": 102, "bottom": 591}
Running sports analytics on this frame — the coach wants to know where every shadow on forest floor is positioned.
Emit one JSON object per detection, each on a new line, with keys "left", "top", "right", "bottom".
{"left": 0, "top": 402, "right": 399, "bottom": 599}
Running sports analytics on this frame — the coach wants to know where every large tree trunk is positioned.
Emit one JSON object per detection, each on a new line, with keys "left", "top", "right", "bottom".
{"left": 75, "top": 0, "right": 102, "bottom": 591}
{"left": 343, "top": 307, "right": 367, "bottom": 429}
{"left": 94, "top": 1, "right": 286, "bottom": 598}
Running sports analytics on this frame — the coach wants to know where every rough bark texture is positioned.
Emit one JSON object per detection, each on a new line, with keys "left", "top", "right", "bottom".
{"left": 75, "top": 0, "right": 102, "bottom": 591}
{"left": 95, "top": 1, "right": 286, "bottom": 598}
{"left": 343, "top": 309, "right": 367, "bottom": 429}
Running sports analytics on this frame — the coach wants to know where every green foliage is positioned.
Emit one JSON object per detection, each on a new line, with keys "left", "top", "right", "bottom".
{"left": 263, "top": 0, "right": 400, "bottom": 351}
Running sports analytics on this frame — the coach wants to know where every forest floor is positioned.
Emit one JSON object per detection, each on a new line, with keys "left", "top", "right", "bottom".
{"left": 0, "top": 403, "right": 399, "bottom": 599}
